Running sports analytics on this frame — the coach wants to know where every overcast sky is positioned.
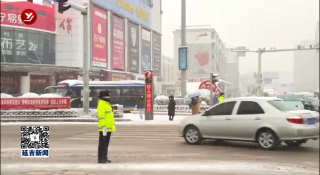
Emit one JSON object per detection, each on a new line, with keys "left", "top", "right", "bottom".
{"left": 161, "top": 0, "right": 319, "bottom": 75}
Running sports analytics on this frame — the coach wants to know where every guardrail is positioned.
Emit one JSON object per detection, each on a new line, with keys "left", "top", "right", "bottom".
{"left": 1, "top": 108, "right": 124, "bottom": 119}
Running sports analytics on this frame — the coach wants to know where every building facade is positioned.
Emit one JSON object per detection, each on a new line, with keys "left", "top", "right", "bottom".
{"left": 159, "top": 55, "right": 175, "bottom": 95}
{"left": 1, "top": 0, "right": 163, "bottom": 95}
{"left": 172, "top": 27, "right": 225, "bottom": 94}
{"left": 221, "top": 48, "right": 240, "bottom": 95}
{"left": 1, "top": 1, "right": 57, "bottom": 95}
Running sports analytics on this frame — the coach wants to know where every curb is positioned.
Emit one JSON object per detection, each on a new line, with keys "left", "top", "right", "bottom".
{"left": 131, "top": 111, "right": 192, "bottom": 116}
{"left": 0, "top": 118, "right": 132, "bottom": 122}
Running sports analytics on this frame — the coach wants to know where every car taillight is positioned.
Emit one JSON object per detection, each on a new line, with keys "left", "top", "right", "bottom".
{"left": 287, "top": 116, "right": 304, "bottom": 124}
{"left": 113, "top": 105, "right": 118, "bottom": 110}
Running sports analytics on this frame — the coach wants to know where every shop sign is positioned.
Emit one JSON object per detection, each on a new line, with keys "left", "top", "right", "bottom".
{"left": 92, "top": 0, "right": 151, "bottom": 29}
{"left": 144, "top": 70, "right": 153, "bottom": 120}
{"left": 198, "top": 80, "right": 222, "bottom": 93}
{"left": 112, "top": 15, "right": 125, "bottom": 70}
{"left": 0, "top": 76, "right": 20, "bottom": 87}
{"left": 0, "top": 1, "right": 55, "bottom": 32}
{"left": 100, "top": 70, "right": 132, "bottom": 81}
{"left": 30, "top": 75, "right": 50, "bottom": 86}
{"left": 1, "top": 97, "right": 71, "bottom": 109}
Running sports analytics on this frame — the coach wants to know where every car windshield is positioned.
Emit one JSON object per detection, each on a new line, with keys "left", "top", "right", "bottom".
{"left": 268, "top": 100, "right": 300, "bottom": 111}
{"left": 277, "top": 95, "right": 300, "bottom": 101}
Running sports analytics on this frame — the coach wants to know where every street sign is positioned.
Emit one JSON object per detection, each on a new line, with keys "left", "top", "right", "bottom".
{"left": 144, "top": 70, "right": 154, "bottom": 120}
{"left": 178, "top": 46, "right": 188, "bottom": 70}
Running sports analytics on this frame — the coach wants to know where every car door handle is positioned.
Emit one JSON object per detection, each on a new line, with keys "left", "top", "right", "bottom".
{"left": 225, "top": 118, "right": 231, "bottom": 120}
{"left": 255, "top": 117, "right": 261, "bottom": 120}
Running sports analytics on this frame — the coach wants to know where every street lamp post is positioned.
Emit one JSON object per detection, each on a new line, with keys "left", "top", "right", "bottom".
{"left": 232, "top": 46, "right": 320, "bottom": 96}
{"left": 180, "top": 0, "right": 187, "bottom": 98}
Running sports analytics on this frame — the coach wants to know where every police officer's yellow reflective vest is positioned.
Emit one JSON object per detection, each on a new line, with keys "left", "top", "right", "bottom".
{"left": 97, "top": 100, "right": 116, "bottom": 132}
{"left": 218, "top": 96, "right": 225, "bottom": 103}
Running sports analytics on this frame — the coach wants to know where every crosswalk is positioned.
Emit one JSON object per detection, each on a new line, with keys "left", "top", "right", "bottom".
{"left": 64, "top": 125, "right": 183, "bottom": 142}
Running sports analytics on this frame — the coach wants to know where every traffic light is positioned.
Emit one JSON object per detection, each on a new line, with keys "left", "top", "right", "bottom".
{"left": 145, "top": 71, "right": 153, "bottom": 84}
{"left": 58, "top": 0, "right": 71, "bottom": 14}
{"left": 211, "top": 73, "right": 219, "bottom": 84}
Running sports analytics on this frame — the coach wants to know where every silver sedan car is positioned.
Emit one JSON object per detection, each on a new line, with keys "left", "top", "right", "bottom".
{"left": 178, "top": 97, "right": 319, "bottom": 150}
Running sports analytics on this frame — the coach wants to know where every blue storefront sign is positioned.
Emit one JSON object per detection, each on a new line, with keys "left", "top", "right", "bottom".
{"left": 92, "top": 0, "right": 151, "bottom": 29}
{"left": 179, "top": 46, "right": 188, "bottom": 70}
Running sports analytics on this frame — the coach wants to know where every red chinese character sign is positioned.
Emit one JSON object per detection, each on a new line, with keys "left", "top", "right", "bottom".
{"left": 144, "top": 70, "right": 154, "bottom": 120}
{"left": 198, "top": 80, "right": 222, "bottom": 93}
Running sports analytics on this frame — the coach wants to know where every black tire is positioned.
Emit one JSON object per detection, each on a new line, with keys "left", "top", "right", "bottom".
{"left": 184, "top": 125, "right": 203, "bottom": 145}
{"left": 284, "top": 140, "right": 304, "bottom": 147}
{"left": 256, "top": 129, "right": 280, "bottom": 150}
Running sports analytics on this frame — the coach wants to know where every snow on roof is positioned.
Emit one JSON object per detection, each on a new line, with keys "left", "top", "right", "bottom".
{"left": 58, "top": 79, "right": 145, "bottom": 87}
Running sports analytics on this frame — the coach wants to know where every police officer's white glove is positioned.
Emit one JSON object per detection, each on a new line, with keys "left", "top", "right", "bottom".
{"left": 103, "top": 128, "right": 107, "bottom": 136}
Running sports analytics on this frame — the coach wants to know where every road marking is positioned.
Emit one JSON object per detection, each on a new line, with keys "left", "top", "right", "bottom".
{"left": 1, "top": 162, "right": 318, "bottom": 174}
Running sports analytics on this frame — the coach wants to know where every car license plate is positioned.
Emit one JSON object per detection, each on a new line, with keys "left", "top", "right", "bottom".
{"left": 307, "top": 118, "right": 316, "bottom": 125}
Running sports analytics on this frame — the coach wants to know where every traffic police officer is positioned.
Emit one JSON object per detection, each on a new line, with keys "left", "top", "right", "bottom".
{"left": 218, "top": 92, "right": 225, "bottom": 103}
{"left": 97, "top": 90, "right": 116, "bottom": 163}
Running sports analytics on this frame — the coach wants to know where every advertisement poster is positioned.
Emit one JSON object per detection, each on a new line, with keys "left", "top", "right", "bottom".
{"left": 178, "top": 47, "right": 188, "bottom": 70}
{"left": 92, "top": 6, "right": 107, "bottom": 68}
{"left": 152, "top": 33, "right": 161, "bottom": 76}
{"left": 112, "top": 15, "right": 125, "bottom": 70}
{"left": 187, "top": 43, "right": 212, "bottom": 76}
{"left": 127, "top": 21, "right": 139, "bottom": 73}
{"left": 141, "top": 28, "right": 151, "bottom": 72}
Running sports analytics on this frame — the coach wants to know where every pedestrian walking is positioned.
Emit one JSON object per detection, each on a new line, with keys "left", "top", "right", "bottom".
{"left": 97, "top": 90, "right": 116, "bottom": 164}
{"left": 213, "top": 93, "right": 219, "bottom": 105}
{"left": 136, "top": 94, "right": 145, "bottom": 120}
{"left": 218, "top": 92, "right": 225, "bottom": 103}
{"left": 168, "top": 95, "right": 176, "bottom": 121}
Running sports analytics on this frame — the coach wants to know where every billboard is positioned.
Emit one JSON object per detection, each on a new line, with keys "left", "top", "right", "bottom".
{"left": 186, "top": 31, "right": 212, "bottom": 44}
{"left": 152, "top": 33, "right": 161, "bottom": 76}
{"left": 112, "top": 15, "right": 125, "bottom": 70}
{"left": 92, "top": 6, "right": 107, "bottom": 68}
{"left": 187, "top": 43, "right": 212, "bottom": 76}
{"left": 127, "top": 21, "right": 139, "bottom": 73}
{"left": 92, "top": 0, "right": 151, "bottom": 29}
{"left": 141, "top": 28, "right": 151, "bottom": 72}
{"left": 0, "top": 1, "right": 55, "bottom": 32}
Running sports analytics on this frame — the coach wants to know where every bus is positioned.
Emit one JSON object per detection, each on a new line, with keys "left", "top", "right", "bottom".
{"left": 44, "top": 80, "right": 145, "bottom": 112}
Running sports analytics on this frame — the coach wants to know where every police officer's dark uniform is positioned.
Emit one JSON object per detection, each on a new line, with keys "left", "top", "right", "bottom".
{"left": 97, "top": 90, "right": 116, "bottom": 163}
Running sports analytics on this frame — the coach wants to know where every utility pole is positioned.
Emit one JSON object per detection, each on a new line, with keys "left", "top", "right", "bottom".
{"left": 180, "top": 0, "right": 187, "bottom": 97}
{"left": 66, "top": 1, "right": 90, "bottom": 113}
{"left": 232, "top": 46, "right": 320, "bottom": 96}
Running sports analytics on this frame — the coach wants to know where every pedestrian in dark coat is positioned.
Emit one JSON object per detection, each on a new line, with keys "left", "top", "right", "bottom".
{"left": 168, "top": 95, "right": 176, "bottom": 121}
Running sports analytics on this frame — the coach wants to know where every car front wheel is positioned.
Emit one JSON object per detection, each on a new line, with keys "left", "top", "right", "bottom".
{"left": 257, "top": 129, "right": 280, "bottom": 150}
{"left": 284, "top": 140, "right": 305, "bottom": 147}
{"left": 184, "top": 125, "right": 202, "bottom": 145}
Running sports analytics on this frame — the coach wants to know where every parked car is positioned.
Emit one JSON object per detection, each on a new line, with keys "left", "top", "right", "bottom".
{"left": 276, "top": 94, "right": 304, "bottom": 110}
{"left": 301, "top": 96, "right": 315, "bottom": 111}
{"left": 179, "top": 97, "right": 319, "bottom": 150}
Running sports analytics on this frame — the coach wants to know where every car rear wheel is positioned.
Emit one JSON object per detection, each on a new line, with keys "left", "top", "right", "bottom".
{"left": 284, "top": 140, "right": 304, "bottom": 147}
{"left": 184, "top": 125, "right": 202, "bottom": 145}
{"left": 257, "top": 129, "right": 280, "bottom": 150}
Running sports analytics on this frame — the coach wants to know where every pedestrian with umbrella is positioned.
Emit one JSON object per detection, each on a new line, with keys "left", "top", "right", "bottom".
{"left": 189, "top": 92, "right": 201, "bottom": 115}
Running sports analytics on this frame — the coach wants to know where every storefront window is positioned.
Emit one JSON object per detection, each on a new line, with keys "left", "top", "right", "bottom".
{"left": 1, "top": 29, "right": 14, "bottom": 63}
{"left": 1, "top": 27, "right": 55, "bottom": 64}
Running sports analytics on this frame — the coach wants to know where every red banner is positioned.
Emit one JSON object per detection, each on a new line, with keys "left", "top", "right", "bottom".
{"left": 199, "top": 80, "right": 222, "bottom": 93}
{"left": 92, "top": 6, "right": 107, "bottom": 68}
{"left": 0, "top": 1, "right": 55, "bottom": 32}
{"left": 1, "top": 97, "right": 71, "bottom": 109}
{"left": 30, "top": 75, "right": 50, "bottom": 87}
{"left": 112, "top": 15, "right": 125, "bottom": 70}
